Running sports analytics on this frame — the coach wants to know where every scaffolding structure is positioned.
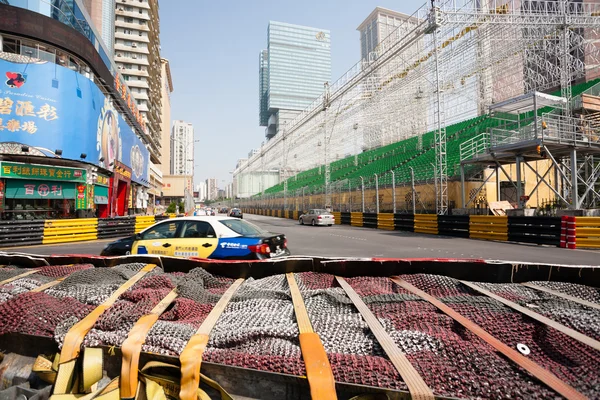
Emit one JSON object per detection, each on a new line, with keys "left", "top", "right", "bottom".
{"left": 234, "top": 0, "right": 600, "bottom": 214}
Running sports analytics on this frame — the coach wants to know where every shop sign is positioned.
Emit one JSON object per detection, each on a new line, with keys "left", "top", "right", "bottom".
{"left": 114, "top": 161, "right": 132, "bottom": 181}
{"left": 95, "top": 174, "right": 110, "bottom": 186}
{"left": 76, "top": 183, "right": 88, "bottom": 210}
{"left": 4, "top": 180, "right": 76, "bottom": 199}
{"left": 0, "top": 162, "right": 86, "bottom": 182}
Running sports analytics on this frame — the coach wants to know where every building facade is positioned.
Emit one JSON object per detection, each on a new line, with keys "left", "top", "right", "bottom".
{"left": 357, "top": 7, "right": 418, "bottom": 62}
{"left": 159, "top": 58, "right": 173, "bottom": 176}
{"left": 196, "top": 181, "right": 207, "bottom": 202}
{"left": 170, "top": 121, "right": 194, "bottom": 176}
{"left": 82, "top": 0, "right": 116, "bottom": 55}
{"left": 206, "top": 178, "right": 218, "bottom": 201}
{"left": 114, "top": 0, "right": 162, "bottom": 163}
{"left": 260, "top": 21, "right": 331, "bottom": 139}
{"left": 0, "top": 1, "right": 151, "bottom": 219}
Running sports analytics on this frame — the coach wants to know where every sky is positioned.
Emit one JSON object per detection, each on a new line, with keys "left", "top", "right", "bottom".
{"left": 159, "top": 0, "right": 423, "bottom": 188}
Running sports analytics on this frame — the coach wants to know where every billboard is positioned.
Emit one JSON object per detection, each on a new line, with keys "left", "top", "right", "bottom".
{"left": 0, "top": 59, "right": 149, "bottom": 185}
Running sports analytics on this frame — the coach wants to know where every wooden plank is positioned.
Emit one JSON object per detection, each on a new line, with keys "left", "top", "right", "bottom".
{"left": 521, "top": 282, "right": 600, "bottom": 311}
{"left": 336, "top": 277, "right": 434, "bottom": 400}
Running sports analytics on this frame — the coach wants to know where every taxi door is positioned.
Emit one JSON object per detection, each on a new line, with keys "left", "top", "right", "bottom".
{"left": 173, "top": 220, "right": 219, "bottom": 258}
{"left": 132, "top": 220, "right": 181, "bottom": 257}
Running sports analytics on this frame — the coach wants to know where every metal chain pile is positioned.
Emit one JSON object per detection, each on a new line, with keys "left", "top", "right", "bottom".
{"left": 0, "top": 264, "right": 599, "bottom": 398}
{"left": 0, "top": 265, "right": 94, "bottom": 304}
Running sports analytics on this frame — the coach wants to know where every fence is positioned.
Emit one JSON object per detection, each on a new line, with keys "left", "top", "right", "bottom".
{"left": 243, "top": 208, "right": 580, "bottom": 249}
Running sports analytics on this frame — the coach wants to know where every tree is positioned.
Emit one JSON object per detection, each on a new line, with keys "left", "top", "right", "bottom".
{"left": 178, "top": 201, "right": 184, "bottom": 214}
{"left": 166, "top": 202, "right": 177, "bottom": 214}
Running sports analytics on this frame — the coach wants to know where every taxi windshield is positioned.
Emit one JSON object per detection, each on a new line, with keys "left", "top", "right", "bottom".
{"left": 219, "top": 219, "right": 266, "bottom": 236}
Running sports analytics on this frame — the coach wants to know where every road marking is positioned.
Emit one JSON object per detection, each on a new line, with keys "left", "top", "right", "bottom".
{"left": 328, "top": 234, "right": 367, "bottom": 241}
{"left": 0, "top": 238, "right": 117, "bottom": 251}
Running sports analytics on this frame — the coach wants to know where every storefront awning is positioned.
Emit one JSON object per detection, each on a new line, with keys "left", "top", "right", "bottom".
{"left": 94, "top": 196, "right": 108, "bottom": 205}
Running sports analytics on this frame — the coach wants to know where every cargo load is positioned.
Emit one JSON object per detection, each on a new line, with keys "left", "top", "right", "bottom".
{"left": 0, "top": 253, "right": 598, "bottom": 400}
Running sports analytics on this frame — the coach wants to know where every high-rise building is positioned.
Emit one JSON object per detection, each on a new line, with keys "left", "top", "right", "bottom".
{"left": 357, "top": 7, "right": 419, "bottom": 62}
{"left": 81, "top": 0, "right": 116, "bottom": 55}
{"left": 171, "top": 121, "right": 194, "bottom": 176}
{"left": 206, "top": 178, "right": 218, "bottom": 201}
{"left": 196, "top": 182, "right": 207, "bottom": 202}
{"left": 114, "top": 0, "right": 162, "bottom": 163}
{"left": 258, "top": 50, "right": 269, "bottom": 126}
{"left": 260, "top": 21, "right": 331, "bottom": 139}
{"left": 159, "top": 58, "right": 174, "bottom": 175}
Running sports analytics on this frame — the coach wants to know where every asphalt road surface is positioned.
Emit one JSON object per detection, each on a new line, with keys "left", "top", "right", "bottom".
{"left": 1, "top": 214, "right": 598, "bottom": 266}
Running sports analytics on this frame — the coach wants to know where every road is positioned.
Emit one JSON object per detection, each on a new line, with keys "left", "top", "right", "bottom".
{"left": 1, "top": 214, "right": 598, "bottom": 266}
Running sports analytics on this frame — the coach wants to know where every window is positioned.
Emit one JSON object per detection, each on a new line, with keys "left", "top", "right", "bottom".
{"left": 219, "top": 220, "right": 266, "bottom": 236}
{"left": 141, "top": 221, "right": 180, "bottom": 240}
{"left": 179, "top": 221, "right": 216, "bottom": 238}
{"left": 125, "top": 17, "right": 134, "bottom": 23}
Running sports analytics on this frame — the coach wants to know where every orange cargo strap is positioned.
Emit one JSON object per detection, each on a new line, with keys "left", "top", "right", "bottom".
{"left": 390, "top": 277, "right": 587, "bottom": 400}
{"left": 0, "top": 269, "right": 39, "bottom": 285}
{"left": 120, "top": 288, "right": 178, "bottom": 399}
{"left": 286, "top": 273, "right": 337, "bottom": 400}
{"left": 179, "top": 278, "right": 244, "bottom": 400}
{"left": 53, "top": 264, "right": 158, "bottom": 395}
{"left": 521, "top": 282, "right": 600, "bottom": 311}
{"left": 336, "top": 277, "right": 434, "bottom": 400}
{"left": 460, "top": 280, "right": 600, "bottom": 351}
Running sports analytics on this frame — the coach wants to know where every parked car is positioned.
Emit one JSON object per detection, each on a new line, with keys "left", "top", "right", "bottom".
{"left": 219, "top": 207, "right": 229, "bottom": 214}
{"left": 299, "top": 209, "right": 335, "bottom": 226}
{"left": 101, "top": 216, "right": 289, "bottom": 260}
{"left": 229, "top": 208, "right": 243, "bottom": 219}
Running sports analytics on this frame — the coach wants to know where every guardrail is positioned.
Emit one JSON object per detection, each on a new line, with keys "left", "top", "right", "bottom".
{"left": 574, "top": 217, "right": 600, "bottom": 249}
{"left": 469, "top": 216, "right": 508, "bottom": 241}
{"left": 98, "top": 216, "right": 135, "bottom": 239}
{"left": 43, "top": 218, "right": 99, "bottom": 244}
{"left": 0, "top": 220, "right": 44, "bottom": 247}
{"left": 0, "top": 214, "right": 182, "bottom": 248}
{"left": 243, "top": 209, "right": 572, "bottom": 249}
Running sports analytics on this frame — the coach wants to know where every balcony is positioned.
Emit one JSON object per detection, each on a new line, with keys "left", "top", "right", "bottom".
{"left": 115, "top": 55, "right": 149, "bottom": 66}
{"left": 116, "top": 21, "right": 150, "bottom": 32}
{"left": 122, "top": 79, "right": 149, "bottom": 89}
{"left": 117, "top": 67, "right": 149, "bottom": 78}
{"left": 115, "top": 31, "right": 150, "bottom": 43}
{"left": 116, "top": 8, "right": 151, "bottom": 20}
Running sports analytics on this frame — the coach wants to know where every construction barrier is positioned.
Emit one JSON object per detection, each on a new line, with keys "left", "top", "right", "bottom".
{"left": 438, "top": 215, "right": 470, "bottom": 238}
{"left": 350, "top": 212, "right": 364, "bottom": 227}
{"left": 362, "top": 213, "right": 378, "bottom": 229}
{"left": 293, "top": 210, "right": 299, "bottom": 220}
{"left": 574, "top": 217, "right": 600, "bottom": 249}
{"left": 98, "top": 216, "right": 136, "bottom": 239}
{"left": 469, "top": 216, "right": 508, "bottom": 241}
{"left": 332, "top": 212, "right": 342, "bottom": 225}
{"left": 0, "top": 220, "right": 44, "bottom": 247}
{"left": 340, "top": 212, "right": 351, "bottom": 225}
{"left": 507, "top": 216, "right": 561, "bottom": 246}
{"left": 394, "top": 214, "right": 414, "bottom": 232}
{"left": 42, "top": 218, "right": 98, "bottom": 244}
{"left": 414, "top": 214, "right": 438, "bottom": 235}
{"left": 377, "top": 213, "right": 395, "bottom": 230}
{"left": 135, "top": 216, "right": 156, "bottom": 233}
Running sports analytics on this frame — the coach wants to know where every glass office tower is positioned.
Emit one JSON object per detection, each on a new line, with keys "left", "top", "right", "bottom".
{"left": 260, "top": 21, "right": 331, "bottom": 138}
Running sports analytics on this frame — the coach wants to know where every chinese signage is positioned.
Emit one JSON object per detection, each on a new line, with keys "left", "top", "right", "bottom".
{"left": 4, "top": 180, "right": 76, "bottom": 199}
{"left": 0, "top": 162, "right": 86, "bottom": 182}
{"left": 0, "top": 97, "right": 57, "bottom": 133}
{"left": 95, "top": 174, "right": 110, "bottom": 186}
{"left": 115, "top": 73, "right": 146, "bottom": 132}
{"left": 114, "top": 162, "right": 132, "bottom": 181}
{"left": 1, "top": 59, "right": 150, "bottom": 185}
{"left": 76, "top": 183, "right": 88, "bottom": 210}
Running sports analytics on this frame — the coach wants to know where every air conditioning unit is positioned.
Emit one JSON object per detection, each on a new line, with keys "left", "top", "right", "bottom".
{"left": 117, "top": 53, "right": 122, "bottom": 57}
{"left": 132, "top": 43, "right": 137, "bottom": 48}
{"left": 132, "top": 55, "right": 137, "bottom": 59}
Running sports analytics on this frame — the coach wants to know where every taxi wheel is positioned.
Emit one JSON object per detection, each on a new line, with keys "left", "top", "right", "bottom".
{"left": 311, "top": 219, "right": 316, "bottom": 226}
{"left": 299, "top": 218, "right": 304, "bottom": 225}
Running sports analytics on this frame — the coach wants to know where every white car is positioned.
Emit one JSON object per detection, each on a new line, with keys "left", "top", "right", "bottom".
{"left": 299, "top": 209, "right": 335, "bottom": 226}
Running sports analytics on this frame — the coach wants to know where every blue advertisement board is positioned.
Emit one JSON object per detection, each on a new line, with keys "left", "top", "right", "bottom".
{"left": 0, "top": 59, "right": 149, "bottom": 185}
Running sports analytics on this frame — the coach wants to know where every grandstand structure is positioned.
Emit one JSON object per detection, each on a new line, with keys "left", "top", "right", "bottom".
{"left": 234, "top": 0, "right": 600, "bottom": 214}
